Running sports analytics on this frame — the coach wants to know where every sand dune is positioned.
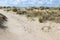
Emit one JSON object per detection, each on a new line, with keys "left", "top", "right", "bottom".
{"left": 0, "top": 9, "right": 60, "bottom": 40}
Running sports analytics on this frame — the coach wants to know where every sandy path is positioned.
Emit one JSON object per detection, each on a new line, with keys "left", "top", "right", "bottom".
{"left": 0, "top": 9, "right": 60, "bottom": 40}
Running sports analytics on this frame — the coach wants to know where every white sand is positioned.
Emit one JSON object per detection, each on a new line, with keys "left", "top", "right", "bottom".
{"left": 0, "top": 9, "right": 60, "bottom": 40}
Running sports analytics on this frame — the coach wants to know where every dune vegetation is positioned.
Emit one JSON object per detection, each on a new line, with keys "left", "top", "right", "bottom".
{"left": 0, "top": 13, "right": 7, "bottom": 29}
{"left": 0, "top": 6, "right": 60, "bottom": 23}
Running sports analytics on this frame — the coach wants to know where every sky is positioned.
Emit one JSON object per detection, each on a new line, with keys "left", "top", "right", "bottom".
{"left": 0, "top": 0, "right": 60, "bottom": 7}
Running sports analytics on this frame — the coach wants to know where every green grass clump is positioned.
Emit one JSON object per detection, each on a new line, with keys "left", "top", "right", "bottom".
{"left": 0, "top": 13, "right": 7, "bottom": 29}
